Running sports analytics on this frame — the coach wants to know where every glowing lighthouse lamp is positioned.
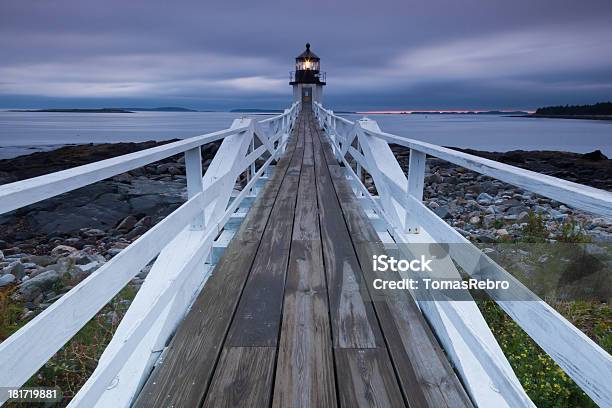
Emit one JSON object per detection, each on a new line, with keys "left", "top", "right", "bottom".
{"left": 290, "top": 43, "right": 326, "bottom": 105}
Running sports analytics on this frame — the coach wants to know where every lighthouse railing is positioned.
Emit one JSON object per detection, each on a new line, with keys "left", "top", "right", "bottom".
{"left": 313, "top": 101, "right": 612, "bottom": 407}
{"left": 0, "top": 101, "right": 301, "bottom": 406}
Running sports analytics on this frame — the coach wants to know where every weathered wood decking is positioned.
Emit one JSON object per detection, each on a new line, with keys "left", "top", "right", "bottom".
{"left": 133, "top": 110, "right": 473, "bottom": 407}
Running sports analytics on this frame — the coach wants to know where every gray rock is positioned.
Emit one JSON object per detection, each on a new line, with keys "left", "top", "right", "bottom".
{"left": 51, "top": 245, "right": 78, "bottom": 257}
{"left": 517, "top": 211, "right": 530, "bottom": 223}
{"left": 0, "top": 249, "right": 3, "bottom": 262}
{"left": 0, "top": 273, "right": 16, "bottom": 287}
{"left": 117, "top": 215, "right": 138, "bottom": 231}
{"left": 14, "top": 270, "right": 60, "bottom": 302}
{"left": 433, "top": 206, "right": 451, "bottom": 219}
{"left": 483, "top": 214, "right": 496, "bottom": 227}
{"left": 134, "top": 216, "right": 153, "bottom": 228}
{"left": 129, "top": 195, "right": 164, "bottom": 212}
{"left": 74, "top": 261, "right": 102, "bottom": 275}
{"left": 486, "top": 205, "right": 501, "bottom": 215}
{"left": 477, "top": 193, "right": 493, "bottom": 204}
{"left": 469, "top": 215, "right": 480, "bottom": 225}
{"left": 496, "top": 228, "right": 510, "bottom": 237}
{"left": 20, "top": 262, "right": 38, "bottom": 269}
{"left": 550, "top": 209, "right": 569, "bottom": 221}
{"left": 25, "top": 255, "right": 57, "bottom": 267}
{"left": 480, "top": 181, "right": 499, "bottom": 194}
{"left": 475, "top": 234, "right": 496, "bottom": 243}
{"left": 2, "top": 261, "right": 26, "bottom": 280}
{"left": 107, "top": 248, "right": 123, "bottom": 257}
{"left": 506, "top": 205, "right": 529, "bottom": 216}
{"left": 83, "top": 228, "right": 106, "bottom": 238}
{"left": 112, "top": 173, "right": 133, "bottom": 183}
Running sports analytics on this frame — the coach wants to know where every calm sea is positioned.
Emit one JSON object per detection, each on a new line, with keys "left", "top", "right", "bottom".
{"left": 0, "top": 111, "right": 610, "bottom": 159}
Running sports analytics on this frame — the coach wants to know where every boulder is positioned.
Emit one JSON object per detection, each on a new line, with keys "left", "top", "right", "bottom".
{"left": 82, "top": 228, "right": 106, "bottom": 238}
{"left": 433, "top": 206, "right": 451, "bottom": 219}
{"left": 116, "top": 215, "right": 138, "bottom": 231}
{"left": 14, "top": 270, "right": 60, "bottom": 302}
{"left": 477, "top": 193, "right": 493, "bottom": 204}
{"left": 0, "top": 273, "right": 15, "bottom": 288}
{"left": 51, "top": 245, "right": 78, "bottom": 257}
{"left": 24, "top": 255, "right": 57, "bottom": 267}
{"left": 2, "top": 261, "right": 25, "bottom": 280}
{"left": 129, "top": 195, "right": 164, "bottom": 212}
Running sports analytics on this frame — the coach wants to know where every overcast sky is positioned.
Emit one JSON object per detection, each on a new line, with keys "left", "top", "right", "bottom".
{"left": 1, "top": 0, "right": 611, "bottom": 110}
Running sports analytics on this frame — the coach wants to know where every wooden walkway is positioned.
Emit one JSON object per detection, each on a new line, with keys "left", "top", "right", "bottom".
{"left": 134, "top": 110, "right": 473, "bottom": 408}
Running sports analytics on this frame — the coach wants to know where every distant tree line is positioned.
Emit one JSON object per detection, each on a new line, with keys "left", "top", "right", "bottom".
{"left": 535, "top": 101, "right": 612, "bottom": 115}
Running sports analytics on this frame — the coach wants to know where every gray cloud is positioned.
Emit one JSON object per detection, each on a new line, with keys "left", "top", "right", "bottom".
{"left": 1, "top": 0, "right": 611, "bottom": 110}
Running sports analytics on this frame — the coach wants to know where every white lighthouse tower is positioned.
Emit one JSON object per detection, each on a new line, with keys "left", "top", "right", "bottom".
{"left": 290, "top": 43, "right": 326, "bottom": 106}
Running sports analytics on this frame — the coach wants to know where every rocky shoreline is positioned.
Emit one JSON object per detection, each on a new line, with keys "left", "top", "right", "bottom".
{"left": 388, "top": 146, "right": 611, "bottom": 243}
{"left": 1, "top": 141, "right": 611, "bottom": 325}
{"left": 0, "top": 140, "right": 226, "bottom": 322}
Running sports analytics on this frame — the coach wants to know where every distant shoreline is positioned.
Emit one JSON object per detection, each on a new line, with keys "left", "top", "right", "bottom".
{"left": 6, "top": 107, "right": 199, "bottom": 113}
{"left": 513, "top": 114, "right": 612, "bottom": 121}
{"left": 8, "top": 108, "right": 133, "bottom": 113}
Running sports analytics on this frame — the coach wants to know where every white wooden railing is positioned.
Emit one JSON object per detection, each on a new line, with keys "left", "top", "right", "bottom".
{"left": 313, "top": 101, "right": 612, "bottom": 408}
{"left": 0, "top": 102, "right": 300, "bottom": 406}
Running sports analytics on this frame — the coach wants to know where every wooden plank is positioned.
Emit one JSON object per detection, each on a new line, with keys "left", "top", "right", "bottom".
{"left": 317, "top": 109, "right": 535, "bottom": 406}
{"left": 328, "top": 165, "right": 380, "bottom": 243}
{"left": 272, "top": 240, "right": 337, "bottom": 408}
{"left": 325, "top": 144, "right": 471, "bottom": 406}
{"left": 312, "top": 122, "right": 381, "bottom": 349}
{"left": 133, "top": 122, "right": 302, "bottom": 408}
{"left": 272, "top": 127, "right": 337, "bottom": 408}
{"left": 201, "top": 347, "right": 276, "bottom": 408}
{"left": 355, "top": 242, "right": 474, "bottom": 408}
{"left": 335, "top": 348, "right": 406, "bottom": 408}
{"left": 225, "top": 123, "right": 304, "bottom": 347}
{"left": 132, "top": 239, "right": 259, "bottom": 407}
{"left": 316, "top": 121, "right": 473, "bottom": 407}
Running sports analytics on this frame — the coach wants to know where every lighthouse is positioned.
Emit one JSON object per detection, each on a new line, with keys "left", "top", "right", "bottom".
{"left": 290, "top": 43, "right": 326, "bottom": 105}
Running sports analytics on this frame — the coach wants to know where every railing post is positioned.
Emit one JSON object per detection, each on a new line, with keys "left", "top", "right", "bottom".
{"left": 405, "top": 149, "right": 426, "bottom": 233}
{"left": 283, "top": 109, "right": 290, "bottom": 153}
{"left": 185, "top": 147, "right": 204, "bottom": 230}
{"left": 356, "top": 138, "right": 363, "bottom": 193}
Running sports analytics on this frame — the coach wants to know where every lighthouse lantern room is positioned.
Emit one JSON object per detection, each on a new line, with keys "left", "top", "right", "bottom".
{"left": 290, "top": 43, "right": 326, "bottom": 105}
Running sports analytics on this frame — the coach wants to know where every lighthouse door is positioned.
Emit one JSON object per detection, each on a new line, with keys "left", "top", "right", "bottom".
{"left": 301, "top": 87, "right": 312, "bottom": 104}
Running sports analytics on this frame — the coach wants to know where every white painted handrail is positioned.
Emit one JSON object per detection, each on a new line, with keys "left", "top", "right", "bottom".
{"left": 0, "top": 102, "right": 300, "bottom": 216}
{"left": 0, "top": 101, "right": 301, "bottom": 406}
{"left": 314, "top": 102, "right": 612, "bottom": 218}
{"left": 313, "top": 101, "right": 612, "bottom": 408}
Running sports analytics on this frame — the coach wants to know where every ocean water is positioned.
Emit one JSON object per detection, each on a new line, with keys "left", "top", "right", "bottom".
{"left": 343, "top": 113, "right": 612, "bottom": 156}
{"left": 0, "top": 110, "right": 611, "bottom": 159}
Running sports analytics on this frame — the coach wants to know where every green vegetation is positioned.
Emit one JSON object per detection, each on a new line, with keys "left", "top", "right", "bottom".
{"left": 518, "top": 211, "right": 591, "bottom": 243}
{"left": 1, "top": 286, "right": 136, "bottom": 407}
{"left": 535, "top": 101, "right": 612, "bottom": 116}
{"left": 477, "top": 299, "right": 610, "bottom": 407}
